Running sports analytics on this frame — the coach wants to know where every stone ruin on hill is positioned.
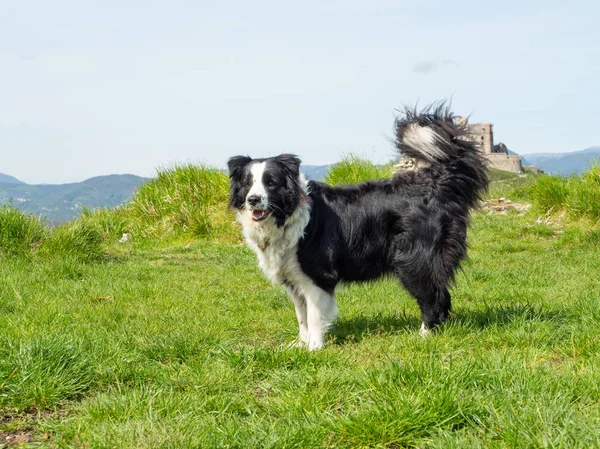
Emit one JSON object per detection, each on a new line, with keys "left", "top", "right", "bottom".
{"left": 456, "top": 117, "right": 523, "bottom": 174}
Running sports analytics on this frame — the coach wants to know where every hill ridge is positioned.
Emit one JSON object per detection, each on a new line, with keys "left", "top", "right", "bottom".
{"left": 0, "top": 173, "right": 24, "bottom": 185}
{"left": 0, "top": 174, "right": 150, "bottom": 223}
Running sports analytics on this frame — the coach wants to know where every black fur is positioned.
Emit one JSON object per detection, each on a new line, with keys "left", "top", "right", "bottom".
{"left": 228, "top": 103, "right": 489, "bottom": 331}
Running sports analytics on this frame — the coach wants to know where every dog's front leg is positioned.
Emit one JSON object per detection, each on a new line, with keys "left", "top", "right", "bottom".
{"left": 286, "top": 286, "right": 309, "bottom": 347}
{"left": 304, "top": 285, "right": 339, "bottom": 351}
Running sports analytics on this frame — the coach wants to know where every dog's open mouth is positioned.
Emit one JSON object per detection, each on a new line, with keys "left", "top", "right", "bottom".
{"left": 251, "top": 209, "right": 270, "bottom": 221}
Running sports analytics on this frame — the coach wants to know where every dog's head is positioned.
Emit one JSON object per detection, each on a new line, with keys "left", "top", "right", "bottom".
{"left": 227, "top": 154, "right": 306, "bottom": 226}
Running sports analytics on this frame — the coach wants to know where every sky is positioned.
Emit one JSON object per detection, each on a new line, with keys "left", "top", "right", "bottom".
{"left": 1, "top": 0, "right": 598, "bottom": 184}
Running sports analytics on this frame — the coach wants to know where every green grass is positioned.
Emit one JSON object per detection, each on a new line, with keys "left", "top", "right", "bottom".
{"left": 0, "top": 206, "right": 105, "bottom": 262}
{"left": 2, "top": 208, "right": 600, "bottom": 448}
{"left": 487, "top": 168, "right": 538, "bottom": 201}
{"left": 2, "top": 162, "right": 600, "bottom": 447}
{"left": 39, "top": 220, "right": 104, "bottom": 262}
{"left": 530, "top": 175, "right": 570, "bottom": 212}
{"left": 564, "top": 164, "right": 600, "bottom": 219}
{"left": 127, "top": 163, "right": 234, "bottom": 240}
{"left": 0, "top": 164, "right": 238, "bottom": 261}
{"left": 526, "top": 163, "right": 600, "bottom": 221}
{"left": 325, "top": 155, "right": 394, "bottom": 185}
{"left": 59, "top": 163, "right": 237, "bottom": 246}
{"left": 85, "top": 163, "right": 238, "bottom": 243}
{"left": 0, "top": 204, "right": 46, "bottom": 258}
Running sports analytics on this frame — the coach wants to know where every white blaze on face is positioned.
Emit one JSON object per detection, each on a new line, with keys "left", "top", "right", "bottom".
{"left": 247, "top": 162, "right": 269, "bottom": 210}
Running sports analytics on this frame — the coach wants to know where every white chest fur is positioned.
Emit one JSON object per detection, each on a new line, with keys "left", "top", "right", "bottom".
{"left": 237, "top": 202, "right": 311, "bottom": 285}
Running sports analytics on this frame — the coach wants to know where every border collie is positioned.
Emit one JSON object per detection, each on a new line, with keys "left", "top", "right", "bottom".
{"left": 227, "top": 104, "right": 489, "bottom": 350}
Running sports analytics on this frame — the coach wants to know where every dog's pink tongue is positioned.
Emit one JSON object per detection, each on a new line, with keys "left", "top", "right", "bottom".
{"left": 253, "top": 210, "right": 267, "bottom": 219}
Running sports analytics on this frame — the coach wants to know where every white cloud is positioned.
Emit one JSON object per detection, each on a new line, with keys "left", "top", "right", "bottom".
{"left": 413, "top": 59, "right": 459, "bottom": 74}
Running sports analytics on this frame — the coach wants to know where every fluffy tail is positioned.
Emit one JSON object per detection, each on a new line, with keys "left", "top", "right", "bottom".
{"left": 394, "top": 102, "right": 489, "bottom": 209}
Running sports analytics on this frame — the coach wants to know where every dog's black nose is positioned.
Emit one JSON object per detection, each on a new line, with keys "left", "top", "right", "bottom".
{"left": 247, "top": 195, "right": 261, "bottom": 206}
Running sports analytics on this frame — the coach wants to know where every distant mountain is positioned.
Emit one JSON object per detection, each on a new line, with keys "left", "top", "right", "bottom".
{"left": 0, "top": 173, "right": 24, "bottom": 185}
{"left": 301, "top": 165, "right": 330, "bottom": 181}
{"left": 521, "top": 147, "right": 600, "bottom": 175}
{"left": 0, "top": 174, "right": 150, "bottom": 223}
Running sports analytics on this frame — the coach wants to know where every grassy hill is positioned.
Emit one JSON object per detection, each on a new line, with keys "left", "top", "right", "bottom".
{"left": 0, "top": 174, "right": 150, "bottom": 223}
{"left": 1, "top": 159, "right": 599, "bottom": 447}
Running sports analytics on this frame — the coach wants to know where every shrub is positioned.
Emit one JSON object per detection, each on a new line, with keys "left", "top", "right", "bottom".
{"left": 529, "top": 175, "right": 570, "bottom": 212}
{"left": 0, "top": 205, "right": 46, "bottom": 257}
{"left": 78, "top": 206, "right": 130, "bottom": 242}
{"left": 325, "top": 155, "right": 393, "bottom": 186}
{"left": 0, "top": 205, "right": 104, "bottom": 261}
{"left": 566, "top": 163, "right": 600, "bottom": 220}
{"left": 41, "top": 219, "right": 104, "bottom": 262}
{"left": 528, "top": 163, "right": 600, "bottom": 221}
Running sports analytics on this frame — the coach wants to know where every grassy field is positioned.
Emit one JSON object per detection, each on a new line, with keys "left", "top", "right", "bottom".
{"left": 1, "top": 162, "right": 600, "bottom": 448}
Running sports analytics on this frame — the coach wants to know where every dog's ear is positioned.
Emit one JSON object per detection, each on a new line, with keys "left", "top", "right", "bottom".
{"left": 273, "top": 154, "right": 302, "bottom": 177}
{"left": 227, "top": 155, "right": 252, "bottom": 180}
{"left": 274, "top": 154, "right": 306, "bottom": 217}
{"left": 227, "top": 156, "right": 252, "bottom": 210}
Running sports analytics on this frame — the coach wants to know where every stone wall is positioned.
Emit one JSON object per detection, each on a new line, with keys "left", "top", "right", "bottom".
{"left": 471, "top": 123, "right": 494, "bottom": 154}
{"left": 485, "top": 153, "right": 523, "bottom": 173}
{"left": 457, "top": 117, "right": 494, "bottom": 154}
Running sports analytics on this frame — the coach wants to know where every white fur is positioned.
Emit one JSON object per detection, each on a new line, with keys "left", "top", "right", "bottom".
{"left": 247, "top": 162, "right": 269, "bottom": 209}
{"left": 304, "top": 283, "right": 338, "bottom": 350}
{"left": 403, "top": 124, "right": 448, "bottom": 161}
{"left": 286, "top": 286, "right": 309, "bottom": 346}
{"left": 237, "top": 175, "right": 339, "bottom": 350}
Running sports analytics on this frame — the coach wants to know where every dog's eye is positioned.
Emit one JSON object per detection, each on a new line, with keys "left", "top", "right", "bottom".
{"left": 266, "top": 180, "right": 276, "bottom": 188}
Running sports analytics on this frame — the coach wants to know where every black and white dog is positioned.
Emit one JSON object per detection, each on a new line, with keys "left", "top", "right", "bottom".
{"left": 228, "top": 105, "right": 489, "bottom": 350}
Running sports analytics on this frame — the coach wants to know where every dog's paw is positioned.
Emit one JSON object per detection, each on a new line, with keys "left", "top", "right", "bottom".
{"left": 420, "top": 322, "right": 431, "bottom": 337}
{"left": 307, "top": 340, "right": 324, "bottom": 351}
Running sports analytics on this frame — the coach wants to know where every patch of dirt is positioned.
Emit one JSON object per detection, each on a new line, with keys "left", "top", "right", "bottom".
{"left": 0, "top": 430, "right": 32, "bottom": 446}
{"left": 0, "top": 408, "right": 65, "bottom": 448}
{"left": 1, "top": 430, "right": 52, "bottom": 447}
{"left": 1, "top": 408, "right": 65, "bottom": 425}
{"left": 480, "top": 198, "right": 532, "bottom": 215}
{"left": 535, "top": 209, "right": 566, "bottom": 228}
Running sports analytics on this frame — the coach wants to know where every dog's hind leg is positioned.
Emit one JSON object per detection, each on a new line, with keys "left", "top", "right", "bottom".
{"left": 286, "top": 285, "right": 309, "bottom": 347}
{"left": 418, "top": 287, "right": 451, "bottom": 335}
{"left": 395, "top": 266, "right": 452, "bottom": 334}
{"left": 300, "top": 283, "right": 338, "bottom": 351}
